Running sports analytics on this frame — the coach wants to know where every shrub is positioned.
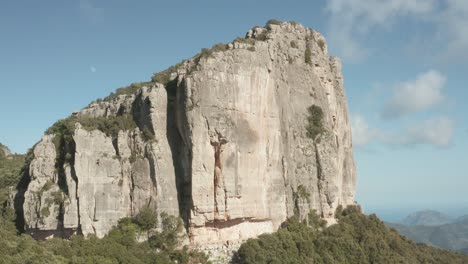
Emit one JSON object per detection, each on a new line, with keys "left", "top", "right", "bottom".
{"left": 47, "top": 114, "right": 137, "bottom": 140}
{"left": 142, "top": 127, "right": 156, "bottom": 142}
{"left": 317, "top": 39, "right": 326, "bottom": 52}
{"left": 295, "top": 184, "right": 310, "bottom": 203}
{"left": 40, "top": 180, "right": 54, "bottom": 194}
{"left": 255, "top": 31, "right": 268, "bottom": 41}
{"left": 41, "top": 207, "right": 50, "bottom": 217}
{"left": 151, "top": 70, "right": 172, "bottom": 85}
{"left": 266, "top": 19, "right": 283, "bottom": 25}
{"left": 212, "top": 43, "right": 228, "bottom": 52}
{"left": 196, "top": 43, "right": 228, "bottom": 60}
{"left": 290, "top": 40, "right": 298, "bottom": 48}
{"left": 134, "top": 205, "right": 158, "bottom": 231}
{"left": 306, "top": 105, "right": 325, "bottom": 140}
{"left": 234, "top": 37, "right": 256, "bottom": 45}
{"left": 288, "top": 21, "right": 299, "bottom": 27}
{"left": 148, "top": 212, "right": 184, "bottom": 251}
{"left": 104, "top": 82, "right": 153, "bottom": 101}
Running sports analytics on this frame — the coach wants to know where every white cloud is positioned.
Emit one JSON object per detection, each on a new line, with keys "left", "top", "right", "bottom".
{"left": 325, "top": 0, "right": 468, "bottom": 63}
{"left": 435, "top": 0, "right": 468, "bottom": 62}
{"left": 90, "top": 66, "right": 97, "bottom": 73}
{"left": 351, "top": 114, "right": 376, "bottom": 146}
{"left": 325, "top": 0, "right": 436, "bottom": 61}
{"left": 351, "top": 114, "right": 455, "bottom": 148}
{"left": 381, "top": 70, "right": 446, "bottom": 119}
{"left": 383, "top": 116, "right": 455, "bottom": 147}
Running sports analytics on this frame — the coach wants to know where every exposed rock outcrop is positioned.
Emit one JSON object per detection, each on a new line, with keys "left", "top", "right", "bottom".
{"left": 0, "top": 143, "right": 12, "bottom": 158}
{"left": 15, "top": 21, "right": 356, "bottom": 252}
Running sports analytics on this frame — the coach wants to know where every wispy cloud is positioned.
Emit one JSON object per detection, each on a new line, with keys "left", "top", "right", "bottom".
{"left": 79, "top": 0, "right": 104, "bottom": 24}
{"left": 435, "top": 0, "right": 468, "bottom": 62}
{"left": 90, "top": 66, "right": 97, "bottom": 73}
{"left": 324, "top": 0, "right": 435, "bottom": 61}
{"left": 383, "top": 116, "right": 455, "bottom": 147}
{"left": 351, "top": 115, "right": 455, "bottom": 148}
{"left": 381, "top": 70, "right": 446, "bottom": 119}
{"left": 351, "top": 114, "right": 377, "bottom": 146}
{"left": 324, "top": 0, "right": 468, "bottom": 63}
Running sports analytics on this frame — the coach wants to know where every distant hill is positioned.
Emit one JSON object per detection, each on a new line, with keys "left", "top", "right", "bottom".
{"left": 456, "top": 215, "right": 468, "bottom": 223}
{"left": 387, "top": 213, "right": 468, "bottom": 254}
{"left": 236, "top": 206, "right": 468, "bottom": 263}
{"left": 401, "top": 210, "right": 453, "bottom": 226}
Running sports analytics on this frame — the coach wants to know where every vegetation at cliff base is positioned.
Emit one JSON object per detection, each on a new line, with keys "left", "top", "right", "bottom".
{"left": 236, "top": 206, "right": 468, "bottom": 264}
{"left": 1, "top": 149, "right": 208, "bottom": 263}
{"left": 0, "top": 204, "right": 210, "bottom": 264}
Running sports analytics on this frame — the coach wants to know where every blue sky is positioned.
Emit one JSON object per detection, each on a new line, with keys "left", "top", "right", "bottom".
{"left": 1, "top": 0, "right": 467, "bottom": 221}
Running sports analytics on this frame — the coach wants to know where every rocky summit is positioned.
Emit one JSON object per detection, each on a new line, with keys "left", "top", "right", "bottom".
{"left": 13, "top": 21, "right": 356, "bottom": 252}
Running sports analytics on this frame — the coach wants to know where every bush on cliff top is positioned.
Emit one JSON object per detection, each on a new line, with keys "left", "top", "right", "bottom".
{"left": 104, "top": 82, "right": 153, "bottom": 101}
{"left": 46, "top": 114, "right": 137, "bottom": 140}
{"left": 0, "top": 204, "right": 210, "bottom": 264}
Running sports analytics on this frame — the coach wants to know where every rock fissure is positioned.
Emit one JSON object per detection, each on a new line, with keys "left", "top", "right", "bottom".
{"left": 314, "top": 142, "right": 325, "bottom": 218}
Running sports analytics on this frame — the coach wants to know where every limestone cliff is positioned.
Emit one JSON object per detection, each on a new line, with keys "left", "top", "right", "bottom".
{"left": 14, "top": 21, "right": 356, "bottom": 250}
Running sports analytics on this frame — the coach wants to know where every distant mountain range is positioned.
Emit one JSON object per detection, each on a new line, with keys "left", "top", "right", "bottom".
{"left": 387, "top": 210, "right": 468, "bottom": 254}
{"left": 401, "top": 210, "right": 454, "bottom": 226}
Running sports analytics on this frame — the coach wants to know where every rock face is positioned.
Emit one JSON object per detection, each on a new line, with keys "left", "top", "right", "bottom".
{"left": 15, "top": 21, "right": 356, "bottom": 249}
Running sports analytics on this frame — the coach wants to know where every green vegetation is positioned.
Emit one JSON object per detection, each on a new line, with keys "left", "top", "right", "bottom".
{"left": 152, "top": 65, "right": 179, "bottom": 85}
{"left": 148, "top": 212, "right": 185, "bottom": 252}
{"left": 46, "top": 114, "right": 140, "bottom": 193}
{"left": 0, "top": 201, "right": 210, "bottom": 264}
{"left": 47, "top": 114, "right": 137, "bottom": 140}
{"left": 294, "top": 184, "right": 311, "bottom": 204}
{"left": 255, "top": 31, "right": 268, "bottom": 41}
{"left": 234, "top": 37, "right": 256, "bottom": 45}
{"left": 288, "top": 21, "right": 299, "bottom": 27}
{"left": 306, "top": 105, "right": 325, "bottom": 140}
{"left": 104, "top": 82, "right": 153, "bottom": 101}
{"left": 305, "top": 47, "right": 312, "bottom": 64}
{"left": 0, "top": 154, "right": 24, "bottom": 199}
{"left": 236, "top": 206, "right": 468, "bottom": 264}
{"left": 142, "top": 127, "right": 156, "bottom": 142}
{"left": 266, "top": 19, "right": 283, "bottom": 25}
{"left": 134, "top": 205, "right": 158, "bottom": 231}
{"left": 290, "top": 40, "right": 298, "bottom": 49}
{"left": 317, "top": 39, "right": 326, "bottom": 52}
{"left": 196, "top": 43, "right": 229, "bottom": 62}
{"left": 0, "top": 145, "right": 210, "bottom": 264}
